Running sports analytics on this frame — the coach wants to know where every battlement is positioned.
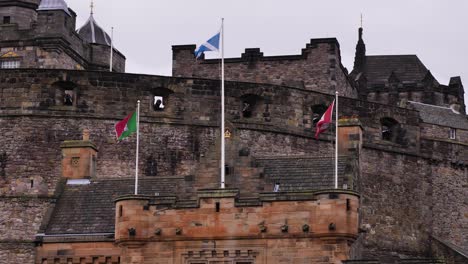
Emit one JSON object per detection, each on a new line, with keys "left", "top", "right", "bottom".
{"left": 172, "top": 38, "right": 356, "bottom": 97}
{"left": 113, "top": 189, "right": 359, "bottom": 263}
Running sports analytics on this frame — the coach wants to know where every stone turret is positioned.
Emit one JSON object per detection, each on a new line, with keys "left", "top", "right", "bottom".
{"left": 0, "top": 0, "right": 41, "bottom": 29}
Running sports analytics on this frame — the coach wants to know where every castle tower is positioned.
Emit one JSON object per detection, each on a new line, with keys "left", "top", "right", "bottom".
{"left": 0, "top": 0, "right": 41, "bottom": 30}
{"left": 36, "top": 0, "right": 76, "bottom": 34}
{"left": 77, "top": 3, "right": 126, "bottom": 72}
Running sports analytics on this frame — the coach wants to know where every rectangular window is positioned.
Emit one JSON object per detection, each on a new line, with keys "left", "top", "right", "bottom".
{"left": 3, "top": 16, "right": 10, "bottom": 24}
{"left": 449, "top": 128, "right": 456, "bottom": 140}
{"left": 0, "top": 60, "right": 20, "bottom": 69}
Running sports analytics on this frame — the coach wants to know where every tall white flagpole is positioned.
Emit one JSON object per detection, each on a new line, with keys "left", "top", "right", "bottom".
{"left": 220, "top": 18, "right": 225, "bottom": 189}
{"left": 135, "top": 100, "right": 140, "bottom": 195}
{"left": 110, "top": 27, "right": 114, "bottom": 72}
{"left": 335, "top": 91, "right": 339, "bottom": 189}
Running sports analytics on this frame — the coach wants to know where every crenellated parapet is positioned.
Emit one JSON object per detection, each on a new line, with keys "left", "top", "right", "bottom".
{"left": 114, "top": 189, "right": 360, "bottom": 263}
{"left": 172, "top": 38, "right": 357, "bottom": 98}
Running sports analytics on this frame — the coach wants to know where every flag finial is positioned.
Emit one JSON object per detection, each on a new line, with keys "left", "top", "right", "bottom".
{"left": 360, "top": 13, "right": 363, "bottom": 28}
{"left": 90, "top": 0, "right": 94, "bottom": 15}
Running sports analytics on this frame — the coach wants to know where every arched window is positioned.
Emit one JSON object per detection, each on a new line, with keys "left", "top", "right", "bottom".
{"left": 240, "top": 94, "right": 262, "bottom": 118}
{"left": 311, "top": 104, "right": 328, "bottom": 125}
{"left": 380, "top": 117, "right": 399, "bottom": 142}
{"left": 151, "top": 88, "right": 174, "bottom": 112}
{"left": 53, "top": 81, "right": 77, "bottom": 107}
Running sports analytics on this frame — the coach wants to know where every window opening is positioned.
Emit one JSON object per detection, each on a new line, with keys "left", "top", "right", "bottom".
{"left": 380, "top": 117, "right": 399, "bottom": 142}
{"left": 215, "top": 202, "right": 220, "bottom": 212}
{"left": 311, "top": 104, "right": 328, "bottom": 125}
{"left": 3, "top": 16, "right": 10, "bottom": 24}
{"left": 241, "top": 94, "right": 260, "bottom": 118}
{"left": 273, "top": 182, "right": 280, "bottom": 192}
{"left": 0, "top": 60, "right": 20, "bottom": 69}
{"left": 449, "top": 128, "right": 456, "bottom": 140}
{"left": 153, "top": 96, "right": 165, "bottom": 111}
{"left": 64, "top": 90, "right": 74, "bottom": 106}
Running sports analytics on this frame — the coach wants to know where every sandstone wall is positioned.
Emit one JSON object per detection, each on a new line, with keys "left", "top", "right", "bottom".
{"left": 114, "top": 191, "right": 359, "bottom": 264}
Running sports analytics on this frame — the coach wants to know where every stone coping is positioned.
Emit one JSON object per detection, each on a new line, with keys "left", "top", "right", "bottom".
{"left": 114, "top": 189, "right": 360, "bottom": 208}
{"left": 60, "top": 140, "right": 98, "bottom": 151}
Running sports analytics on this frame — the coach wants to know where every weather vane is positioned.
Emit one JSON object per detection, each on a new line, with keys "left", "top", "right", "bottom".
{"left": 360, "top": 13, "right": 363, "bottom": 28}
{"left": 90, "top": 0, "right": 94, "bottom": 15}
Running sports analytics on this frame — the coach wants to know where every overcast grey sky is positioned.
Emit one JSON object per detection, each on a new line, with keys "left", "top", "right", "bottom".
{"left": 68, "top": 0, "right": 467, "bottom": 103}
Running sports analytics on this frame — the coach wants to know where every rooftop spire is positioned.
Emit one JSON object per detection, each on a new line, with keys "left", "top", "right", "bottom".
{"left": 90, "top": 0, "right": 94, "bottom": 15}
{"left": 353, "top": 17, "right": 366, "bottom": 73}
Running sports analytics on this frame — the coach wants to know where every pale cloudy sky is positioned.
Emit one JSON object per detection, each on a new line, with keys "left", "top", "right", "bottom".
{"left": 67, "top": 0, "right": 468, "bottom": 102}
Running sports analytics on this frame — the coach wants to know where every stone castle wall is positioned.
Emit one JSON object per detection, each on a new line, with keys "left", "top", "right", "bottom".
{"left": 358, "top": 147, "right": 468, "bottom": 258}
{"left": 0, "top": 4, "right": 125, "bottom": 72}
{"left": 0, "top": 4, "right": 38, "bottom": 30}
{"left": 0, "top": 69, "right": 466, "bottom": 262}
{"left": 173, "top": 38, "right": 357, "bottom": 98}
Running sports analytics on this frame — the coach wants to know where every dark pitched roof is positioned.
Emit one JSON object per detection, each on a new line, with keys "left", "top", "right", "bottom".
{"left": 408, "top": 101, "right": 468, "bottom": 130}
{"left": 45, "top": 156, "right": 356, "bottom": 235}
{"left": 45, "top": 177, "right": 188, "bottom": 235}
{"left": 256, "top": 156, "right": 353, "bottom": 191}
{"left": 365, "top": 55, "right": 429, "bottom": 85}
{"left": 77, "top": 15, "right": 111, "bottom": 46}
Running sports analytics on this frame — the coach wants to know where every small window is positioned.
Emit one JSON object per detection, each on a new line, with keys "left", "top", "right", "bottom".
{"left": 119, "top": 205, "right": 123, "bottom": 217}
{"left": 64, "top": 90, "right": 74, "bottom": 106}
{"left": 153, "top": 96, "right": 165, "bottom": 111}
{"left": 3, "top": 16, "right": 10, "bottom": 24}
{"left": 381, "top": 117, "right": 399, "bottom": 142}
{"left": 46, "top": 14, "right": 53, "bottom": 23}
{"left": 241, "top": 94, "right": 261, "bottom": 118}
{"left": 449, "top": 128, "right": 456, "bottom": 140}
{"left": 311, "top": 104, "right": 328, "bottom": 125}
{"left": 0, "top": 60, "right": 20, "bottom": 69}
{"left": 273, "top": 182, "right": 280, "bottom": 192}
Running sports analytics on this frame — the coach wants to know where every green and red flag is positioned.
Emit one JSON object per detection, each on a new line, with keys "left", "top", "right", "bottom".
{"left": 115, "top": 112, "right": 137, "bottom": 140}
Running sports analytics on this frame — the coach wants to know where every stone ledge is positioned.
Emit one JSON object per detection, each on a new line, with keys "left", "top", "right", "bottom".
{"left": 60, "top": 140, "right": 98, "bottom": 151}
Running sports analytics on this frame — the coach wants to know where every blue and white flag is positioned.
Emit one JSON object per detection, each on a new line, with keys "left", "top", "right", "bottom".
{"left": 194, "top": 32, "right": 220, "bottom": 59}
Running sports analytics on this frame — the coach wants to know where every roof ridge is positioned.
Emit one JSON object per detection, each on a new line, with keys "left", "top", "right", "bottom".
{"left": 408, "top": 101, "right": 452, "bottom": 110}
{"left": 366, "top": 54, "right": 418, "bottom": 57}
{"left": 91, "top": 177, "right": 185, "bottom": 182}
{"left": 255, "top": 155, "right": 349, "bottom": 160}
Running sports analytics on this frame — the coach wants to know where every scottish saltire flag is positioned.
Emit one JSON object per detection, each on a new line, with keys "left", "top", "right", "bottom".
{"left": 194, "top": 31, "right": 220, "bottom": 58}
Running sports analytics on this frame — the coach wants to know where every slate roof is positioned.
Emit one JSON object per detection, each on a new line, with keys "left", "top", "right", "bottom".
{"left": 45, "top": 177, "right": 188, "bottom": 235}
{"left": 37, "top": 0, "right": 71, "bottom": 16}
{"left": 256, "top": 156, "right": 351, "bottom": 191}
{"left": 365, "top": 55, "right": 429, "bottom": 85}
{"left": 45, "top": 156, "right": 355, "bottom": 235}
{"left": 409, "top": 101, "right": 468, "bottom": 130}
{"left": 77, "top": 14, "right": 111, "bottom": 46}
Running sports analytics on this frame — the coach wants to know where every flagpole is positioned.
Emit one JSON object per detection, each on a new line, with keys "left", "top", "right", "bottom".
{"left": 135, "top": 100, "right": 140, "bottom": 195}
{"left": 220, "top": 18, "right": 225, "bottom": 189}
{"left": 110, "top": 27, "right": 114, "bottom": 72}
{"left": 335, "top": 91, "right": 339, "bottom": 189}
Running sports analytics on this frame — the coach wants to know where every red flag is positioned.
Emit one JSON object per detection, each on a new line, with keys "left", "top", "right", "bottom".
{"left": 315, "top": 100, "right": 335, "bottom": 139}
